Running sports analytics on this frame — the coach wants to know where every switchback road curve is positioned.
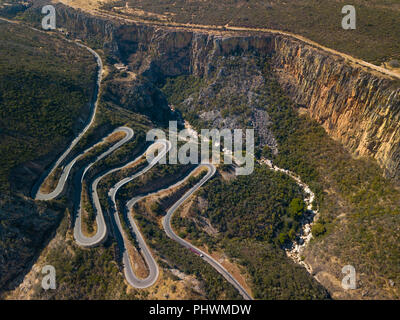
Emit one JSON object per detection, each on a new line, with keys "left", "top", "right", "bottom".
{"left": 31, "top": 39, "right": 104, "bottom": 201}
{"left": 107, "top": 140, "right": 171, "bottom": 288}
{"left": 118, "top": 163, "right": 252, "bottom": 299}
{"left": 119, "top": 164, "right": 215, "bottom": 289}
{"left": 20, "top": 18, "right": 252, "bottom": 297}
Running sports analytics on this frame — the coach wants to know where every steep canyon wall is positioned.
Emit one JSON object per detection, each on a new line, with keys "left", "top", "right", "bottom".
{"left": 53, "top": 4, "right": 400, "bottom": 182}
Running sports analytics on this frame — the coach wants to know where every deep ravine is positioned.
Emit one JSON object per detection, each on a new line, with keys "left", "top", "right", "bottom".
{"left": 260, "top": 158, "right": 319, "bottom": 274}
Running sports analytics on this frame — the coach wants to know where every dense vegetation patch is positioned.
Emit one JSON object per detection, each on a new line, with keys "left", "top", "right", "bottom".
{"left": 0, "top": 20, "right": 98, "bottom": 294}
{"left": 224, "top": 240, "right": 328, "bottom": 299}
{"left": 171, "top": 165, "right": 329, "bottom": 299}
{"left": 200, "top": 166, "right": 305, "bottom": 243}
{"left": 0, "top": 21, "right": 96, "bottom": 192}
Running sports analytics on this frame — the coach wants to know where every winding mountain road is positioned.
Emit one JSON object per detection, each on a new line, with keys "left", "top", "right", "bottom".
{"left": 34, "top": 127, "right": 133, "bottom": 201}
{"left": 119, "top": 164, "right": 215, "bottom": 290}
{"left": 119, "top": 162, "right": 252, "bottom": 300}
{"left": 106, "top": 140, "right": 170, "bottom": 288}
{"left": 16, "top": 16, "right": 253, "bottom": 298}
{"left": 73, "top": 127, "right": 136, "bottom": 247}
{"left": 31, "top": 40, "right": 104, "bottom": 201}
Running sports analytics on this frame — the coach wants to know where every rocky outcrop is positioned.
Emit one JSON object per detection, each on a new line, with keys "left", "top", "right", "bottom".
{"left": 103, "top": 74, "right": 173, "bottom": 125}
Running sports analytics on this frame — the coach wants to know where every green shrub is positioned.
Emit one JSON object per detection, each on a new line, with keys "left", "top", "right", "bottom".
{"left": 312, "top": 223, "right": 327, "bottom": 237}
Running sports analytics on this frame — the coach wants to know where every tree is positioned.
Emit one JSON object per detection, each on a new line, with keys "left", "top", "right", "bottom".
{"left": 278, "top": 232, "right": 289, "bottom": 245}
{"left": 288, "top": 228, "right": 296, "bottom": 240}
{"left": 288, "top": 198, "right": 305, "bottom": 219}
{"left": 311, "top": 223, "right": 326, "bottom": 237}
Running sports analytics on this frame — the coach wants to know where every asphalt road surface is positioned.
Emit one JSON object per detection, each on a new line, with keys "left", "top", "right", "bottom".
{"left": 24, "top": 19, "right": 252, "bottom": 297}
{"left": 163, "top": 164, "right": 253, "bottom": 300}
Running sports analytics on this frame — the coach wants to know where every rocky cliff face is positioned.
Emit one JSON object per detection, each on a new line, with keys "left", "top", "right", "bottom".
{"left": 272, "top": 36, "right": 400, "bottom": 182}
{"left": 51, "top": 3, "right": 400, "bottom": 182}
{"left": 134, "top": 31, "right": 400, "bottom": 179}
